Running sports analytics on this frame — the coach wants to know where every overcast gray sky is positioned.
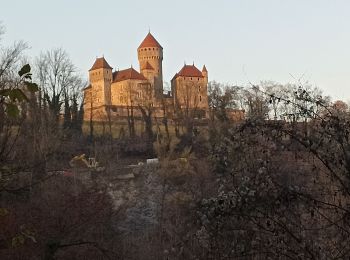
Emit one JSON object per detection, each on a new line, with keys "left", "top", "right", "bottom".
{"left": 2, "top": 0, "right": 350, "bottom": 100}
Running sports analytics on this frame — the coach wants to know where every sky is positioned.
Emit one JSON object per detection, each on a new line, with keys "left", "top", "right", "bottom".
{"left": 1, "top": 0, "right": 350, "bottom": 100}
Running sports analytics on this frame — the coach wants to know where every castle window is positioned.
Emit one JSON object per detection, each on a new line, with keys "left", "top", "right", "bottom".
{"left": 191, "top": 77, "right": 192, "bottom": 80}
{"left": 148, "top": 48, "right": 151, "bottom": 50}
{"left": 199, "top": 86, "right": 201, "bottom": 92}
{"left": 200, "top": 96, "right": 202, "bottom": 102}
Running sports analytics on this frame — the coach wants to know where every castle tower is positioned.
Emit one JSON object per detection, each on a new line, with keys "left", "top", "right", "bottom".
{"left": 88, "top": 57, "right": 113, "bottom": 107}
{"left": 202, "top": 65, "right": 208, "bottom": 84}
{"left": 137, "top": 32, "right": 163, "bottom": 98}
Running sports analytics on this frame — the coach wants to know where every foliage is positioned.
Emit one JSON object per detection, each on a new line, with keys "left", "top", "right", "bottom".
{"left": 0, "top": 64, "right": 38, "bottom": 117}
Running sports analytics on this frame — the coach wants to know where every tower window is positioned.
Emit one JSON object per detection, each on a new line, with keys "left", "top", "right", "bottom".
{"left": 200, "top": 96, "right": 202, "bottom": 102}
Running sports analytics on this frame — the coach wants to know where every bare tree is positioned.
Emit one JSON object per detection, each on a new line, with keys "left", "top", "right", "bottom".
{"left": 201, "top": 84, "right": 350, "bottom": 259}
{"left": 0, "top": 34, "right": 31, "bottom": 162}
{"left": 35, "top": 48, "right": 82, "bottom": 124}
{"left": 137, "top": 83, "right": 154, "bottom": 141}
{"left": 174, "top": 82, "right": 202, "bottom": 136}
{"left": 208, "top": 81, "right": 240, "bottom": 123}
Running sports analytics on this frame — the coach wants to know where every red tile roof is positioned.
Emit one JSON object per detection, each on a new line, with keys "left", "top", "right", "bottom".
{"left": 138, "top": 32, "right": 162, "bottom": 49}
{"left": 141, "top": 61, "right": 154, "bottom": 70}
{"left": 89, "top": 57, "right": 112, "bottom": 71}
{"left": 173, "top": 65, "right": 204, "bottom": 79}
{"left": 113, "top": 67, "right": 147, "bottom": 82}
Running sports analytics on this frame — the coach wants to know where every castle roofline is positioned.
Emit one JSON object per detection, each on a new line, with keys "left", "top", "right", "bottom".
{"left": 173, "top": 64, "right": 204, "bottom": 80}
{"left": 89, "top": 57, "right": 113, "bottom": 71}
{"left": 112, "top": 67, "right": 147, "bottom": 82}
{"left": 138, "top": 32, "right": 162, "bottom": 49}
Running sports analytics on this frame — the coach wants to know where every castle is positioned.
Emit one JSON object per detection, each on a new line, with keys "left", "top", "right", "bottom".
{"left": 83, "top": 32, "right": 209, "bottom": 121}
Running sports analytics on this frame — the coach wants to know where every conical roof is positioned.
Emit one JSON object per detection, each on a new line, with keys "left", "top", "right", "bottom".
{"left": 89, "top": 57, "right": 112, "bottom": 71}
{"left": 138, "top": 32, "right": 162, "bottom": 49}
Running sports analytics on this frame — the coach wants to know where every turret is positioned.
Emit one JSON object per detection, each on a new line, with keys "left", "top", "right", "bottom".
{"left": 137, "top": 32, "right": 163, "bottom": 97}
{"left": 202, "top": 65, "right": 208, "bottom": 84}
{"left": 88, "top": 57, "right": 113, "bottom": 106}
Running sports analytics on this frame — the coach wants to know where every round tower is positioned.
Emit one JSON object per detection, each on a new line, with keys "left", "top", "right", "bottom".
{"left": 137, "top": 32, "right": 163, "bottom": 97}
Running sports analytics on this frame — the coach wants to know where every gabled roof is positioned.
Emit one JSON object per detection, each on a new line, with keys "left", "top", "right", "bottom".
{"left": 112, "top": 67, "right": 147, "bottom": 82}
{"left": 89, "top": 57, "right": 112, "bottom": 71}
{"left": 138, "top": 32, "right": 162, "bottom": 49}
{"left": 141, "top": 61, "right": 154, "bottom": 70}
{"left": 173, "top": 64, "right": 204, "bottom": 80}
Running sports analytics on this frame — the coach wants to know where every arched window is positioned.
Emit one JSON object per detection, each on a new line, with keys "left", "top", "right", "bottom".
{"left": 199, "top": 96, "right": 202, "bottom": 102}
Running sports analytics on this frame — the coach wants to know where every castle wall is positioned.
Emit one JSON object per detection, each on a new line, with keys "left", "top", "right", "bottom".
{"left": 172, "top": 76, "right": 209, "bottom": 110}
{"left": 88, "top": 68, "right": 112, "bottom": 107}
{"left": 111, "top": 79, "right": 152, "bottom": 107}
